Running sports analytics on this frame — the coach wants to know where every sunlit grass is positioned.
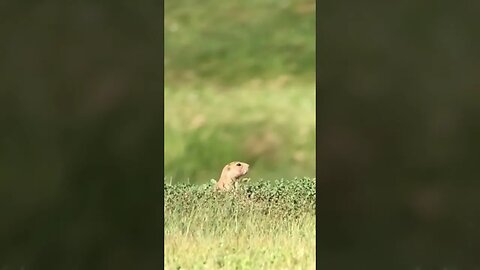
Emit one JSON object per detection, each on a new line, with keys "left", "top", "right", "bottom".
{"left": 164, "top": 178, "right": 316, "bottom": 269}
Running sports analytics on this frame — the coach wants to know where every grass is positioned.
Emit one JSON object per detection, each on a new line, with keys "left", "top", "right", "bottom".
{"left": 164, "top": 0, "right": 316, "bottom": 184}
{"left": 165, "top": 1, "right": 316, "bottom": 268}
{"left": 165, "top": 0, "right": 315, "bottom": 87}
{"left": 164, "top": 177, "right": 316, "bottom": 269}
{"left": 164, "top": 85, "right": 316, "bottom": 184}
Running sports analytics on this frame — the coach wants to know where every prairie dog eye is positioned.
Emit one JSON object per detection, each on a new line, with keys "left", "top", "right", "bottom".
{"left": 236, "top": 163, "right": 241, "bottom": 166}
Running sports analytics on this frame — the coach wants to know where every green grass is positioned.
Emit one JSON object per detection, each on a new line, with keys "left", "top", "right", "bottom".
{"left": 164, "top": 177, "right": 316, "bottom": 269}
{"left": 165, "top": 0, "right": 315, "bottom": 87}
{"left": 164, "top": 85, "right": 316, "bottom": 183}
{"left": 165, "top": 2, "right": 316, "bottom": 267}
{"left": 165, "top": 0, "right": 316, "bottom": 184}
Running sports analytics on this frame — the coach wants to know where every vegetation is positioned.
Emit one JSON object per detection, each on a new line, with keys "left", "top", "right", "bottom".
{"left": 165, "top": 0, "right": 315, "bottom": 87}
{"left": 164, "top": 0, "right": 316, "bottom": 184}
{"left": 164, "top": 177, "right": 316, "bottom": 269}
{"left": 164, "top": 0, "right": 316, "bottom": 269}
{"left": 164, "top": 86, "right": 316, "bottom": 183}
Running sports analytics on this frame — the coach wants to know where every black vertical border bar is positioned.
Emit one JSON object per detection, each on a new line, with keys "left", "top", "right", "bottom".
{"left": 315, "top": 0, "right": 321, "bottom": 268}
{"left": 315, "top": 0, "right": 319, "bottom": 268}
{"left": 160, "top": 0, "right": 166, "bottom": 266}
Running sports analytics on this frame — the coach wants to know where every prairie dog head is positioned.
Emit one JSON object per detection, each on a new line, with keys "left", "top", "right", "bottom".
{"left": 222, "top": 161, "right": 249, "bottom": 180}
{"left": 214, "top": 161, "right": 250, "bottom": 191}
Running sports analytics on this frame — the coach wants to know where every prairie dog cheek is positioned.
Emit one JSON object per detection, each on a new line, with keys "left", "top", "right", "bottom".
{"left": 235, "top": 168, "right": 243, "bottom": 177}
{"left": 234, "top": 168, "right": 244, "bottom": 177}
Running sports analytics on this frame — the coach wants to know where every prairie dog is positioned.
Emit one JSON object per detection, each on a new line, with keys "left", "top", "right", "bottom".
{"left": 214, "top": 161, "right": 249, "bottom": 191}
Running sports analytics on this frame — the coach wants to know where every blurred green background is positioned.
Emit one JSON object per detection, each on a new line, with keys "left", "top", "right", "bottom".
{"left": 318, "top": 0, "right": 480, "bottom": 269}
{"left": 164, "top": 0, "right": 316, "bottom": 183}
{"left": 0, "top": 2, "right": 161, "bottom": 269}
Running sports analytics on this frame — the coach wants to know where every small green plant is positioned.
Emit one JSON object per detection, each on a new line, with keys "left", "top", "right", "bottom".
{"left": 164, "top": 177, "right": 315, "bottom": 215}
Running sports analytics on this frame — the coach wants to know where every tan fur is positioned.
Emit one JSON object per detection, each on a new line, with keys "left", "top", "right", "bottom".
{"left": 214, "top": 161, "right": 249, "bottom": 191}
